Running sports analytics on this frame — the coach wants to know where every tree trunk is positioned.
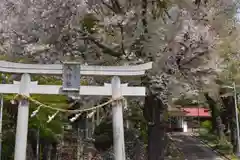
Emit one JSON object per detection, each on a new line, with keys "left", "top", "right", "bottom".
{"left": 220, "top": 108, "right": 230, "bottom": 134}
{"left": 42, "top": 139, "right": 52, "bottom": 160}
{"left": 210, "top": 106, "right": 217, "bottom": 133}
{"left": 221, "top": 96, "right": 237, "bottom": 152}
{"left": 28, "top": 130, "right": 38, "bottom": 160}
{"left": 51, "top": 142, "right": 57, "bottom": 160}
{"left": 144, "top": 94, "right": 168, "bottom": 160}
{"left": 230, "top": 119, "right": 237, "bottom": 152}
{"left": 26, "top": 143, "right": 35, "bottom": 160}
{"left": 204, "top": 93, "right": 218, "bottom": 133}
{"left": 204, "top": 93, "right": 225, "bottom": 140}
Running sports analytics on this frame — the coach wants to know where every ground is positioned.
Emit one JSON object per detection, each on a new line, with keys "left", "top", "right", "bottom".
{"left": 170, "top": 132, "right": 225, "bottom": 160}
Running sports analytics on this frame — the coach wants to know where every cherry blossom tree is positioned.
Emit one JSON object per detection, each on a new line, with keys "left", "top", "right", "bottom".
{"left": 0, "top": 0, "right": 237, "bottom": 159}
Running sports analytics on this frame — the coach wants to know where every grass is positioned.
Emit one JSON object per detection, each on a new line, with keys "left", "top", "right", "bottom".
{"left": 197, "top": 128, "right": 236, "bottom": 159}
{"left": 230, "top": 155, "right": 239, "bottom": 160}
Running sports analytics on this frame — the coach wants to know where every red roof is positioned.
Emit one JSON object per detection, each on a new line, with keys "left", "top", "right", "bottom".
{"left": 181, "top": 108, "right": 211, "bottom": 117}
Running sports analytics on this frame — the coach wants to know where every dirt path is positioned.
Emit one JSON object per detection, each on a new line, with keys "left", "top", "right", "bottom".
{"left": 170, "top": 132, "right": 224, "bottom": 160}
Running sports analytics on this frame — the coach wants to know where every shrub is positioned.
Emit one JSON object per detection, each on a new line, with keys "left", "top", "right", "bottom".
{"left": 201, "top": 120, "right": 212, "bottom": 131}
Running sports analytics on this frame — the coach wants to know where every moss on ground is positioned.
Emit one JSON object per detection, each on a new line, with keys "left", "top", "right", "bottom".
{"left": 198, "top": 128, "right": 235, "bottom": 159}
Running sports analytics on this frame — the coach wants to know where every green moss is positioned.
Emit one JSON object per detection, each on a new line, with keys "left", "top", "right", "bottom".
{"left": 198, "top": 129, "right": 234, "bottom": 156}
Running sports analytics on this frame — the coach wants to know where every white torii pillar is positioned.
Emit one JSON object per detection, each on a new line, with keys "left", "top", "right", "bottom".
{"left": 112, "top": 76, "right": 125, "bottom": 160}
{"left": 14, "top": 74, "right": 31, "bottom": 160}
{"left": 0, "top": 60, "right": 152, "bottom": 160}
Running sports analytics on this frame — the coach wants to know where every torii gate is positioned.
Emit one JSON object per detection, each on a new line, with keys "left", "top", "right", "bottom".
{"left": 0, "top": 60, "right": 152, "bottom": 160}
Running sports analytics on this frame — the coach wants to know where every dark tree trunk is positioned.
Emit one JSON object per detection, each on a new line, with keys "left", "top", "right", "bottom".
{"left": 220, "top": 108, "right": 230, "bottom": 134}
{"left": 230, "top": 119, "right": 237, "bottom": 153}
{"left": 42, "top": 139, "right": 51, "bottom": 160}
{"left": 204, "top": 93, "right": 225, "bottom": 140}
{"left": 51, "top": 142, "right": 57, "bottom": 160}
{"left": 144, "top": 94, "right": 168, "bottom": 160}
{"left": 221, "top": 96, "right": 237, "bottom": 152}
{"left": 26, "top": 143, "right": 35, "bottom": 160}
{"left": 204, "top": 93, "right": 218, "bottom": 133}
{"left": 210, "top": 107, "right": 217, "bottom": 133}
{"left": 28, "top": 129, "right": 38, "bottom": 160}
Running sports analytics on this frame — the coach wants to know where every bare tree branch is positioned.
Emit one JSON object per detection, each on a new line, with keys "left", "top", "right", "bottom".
{"left": 179, "top": 50, "right": 208, "bottom": 67}
{"left": 119, "top": 24, "right": 125, "bottom": 55}
{"left": 74, "top": 28, "right": 123, "bottom": 57}
{"left": 100, "top": 0, "right": 123, "bottom": 14}
{"left": 141, "top": 0, "right": 148, "bottom": 35}
{"left": 100, "top": 0, "right": 115, "bottom": 12}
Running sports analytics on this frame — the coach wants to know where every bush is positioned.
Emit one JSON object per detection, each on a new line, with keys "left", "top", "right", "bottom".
{"left": 201, "top": 120, "right": 212, "bottom": 131}
{"left": 199, "top": 132, "right": 218, "bottom": 143}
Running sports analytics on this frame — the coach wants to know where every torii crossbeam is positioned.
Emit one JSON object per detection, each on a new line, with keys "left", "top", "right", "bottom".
{"left": 0, "top": 60, "right": 152, "bottom": 75}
